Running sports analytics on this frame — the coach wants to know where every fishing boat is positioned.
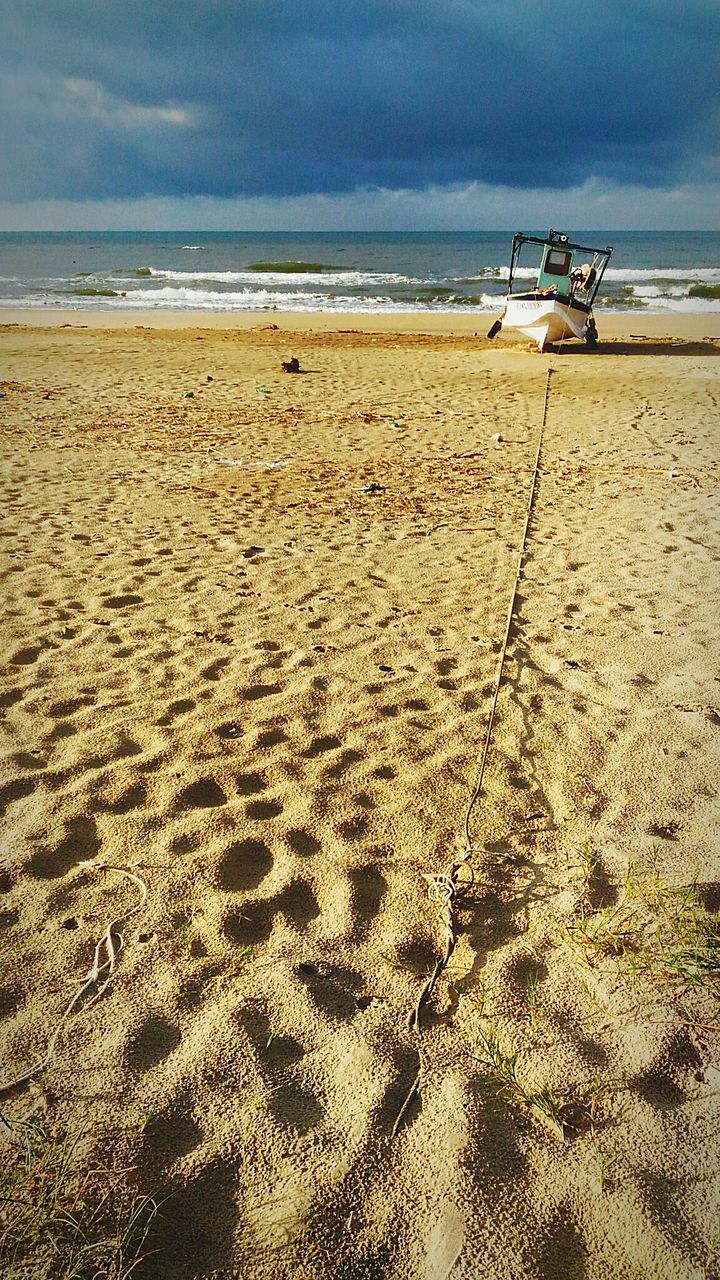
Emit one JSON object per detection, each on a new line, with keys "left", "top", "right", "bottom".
{"left": 487, "top": 230, "right": 613, "bottom": 352}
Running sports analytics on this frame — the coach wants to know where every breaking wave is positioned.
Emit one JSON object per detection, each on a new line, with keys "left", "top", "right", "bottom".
{"left": 110, "top": 285, "right": 484, "bottom": 311}
{"left": 120, "top": 267, "right": 416, "bottom": 287}
{"left": 1, "top": 232, "right": 718, "bottom": 314}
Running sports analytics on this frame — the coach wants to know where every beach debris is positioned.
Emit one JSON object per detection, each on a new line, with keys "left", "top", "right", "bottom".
{"left": 490, "top": 432, "right": 504, "bottom": 442}
{"left": 360, "top": 482, "right": 385, "bottom": 494}
{"left": 281, "top": 357, "right": 301, "bottom": 373}
{"left": 674, "top": 702, "right": 720, "bottom": 721}
{"left": 242, "top": 545, "right": 264, "bottom": 558}
{"left": 256, "top": 386, "right": 271, "bottom": 396}
{"left": 668, "top": 467, "right": 680, "bottom": 479}
{"left": 166, "top": 482, "right": 219, "bottom": 499}
{"left": 0, "top": 863, "right": 148, "bottom": 1093}
{"left": 207, "top": 375, "right": 213, "bottom": 381}
{"left": 215, "top": 721, "right": 244, "bottom": 738}
{"left": 194, "top": 629, "right": 232, "bottom": 644}
{"left": 296, "top": 960, "right": 334, "bottom": 980}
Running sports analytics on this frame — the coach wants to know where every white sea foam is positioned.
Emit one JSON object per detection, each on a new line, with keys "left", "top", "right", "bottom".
{"left": 3, "top": 251, "right": 720, "bottom": 314}
{"left": 122, "top": 285, "right": 327, "bottom": 307}
{"left": 630, "top": 283, "right": 702, "bottom": 300}
{"left": 133, "top": 267, "right": 415, "bottom": 287}
{"left": 495, "top": 267, "right": 537, "bottom": 280}
{"left": 493, "top": 265, "right": 720, "bottom": 283}
{"left": 605, "top": 267, "right": 720, "bottom": 282}
{"left": 3, "top": 289, "right": 718, "bottom": 313}
{"left": 2, "top": 285, "right": 497, "bottom": 313}
{"left": 619, "top": 295, "right": 720, "bottom": 313}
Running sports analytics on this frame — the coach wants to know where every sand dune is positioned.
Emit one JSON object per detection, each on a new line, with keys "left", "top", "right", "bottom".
{"left": 1, "top": 316, "right": 719, "bottom": 1279}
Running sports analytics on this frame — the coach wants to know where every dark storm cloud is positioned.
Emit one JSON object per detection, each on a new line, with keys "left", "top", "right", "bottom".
{"left": 1, "top": 0, "right": 718, "bottom": 202}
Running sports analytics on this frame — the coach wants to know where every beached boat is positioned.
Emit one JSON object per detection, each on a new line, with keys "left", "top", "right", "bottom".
{"left": 488, "top": 230, "right": 613, "bottom": 352}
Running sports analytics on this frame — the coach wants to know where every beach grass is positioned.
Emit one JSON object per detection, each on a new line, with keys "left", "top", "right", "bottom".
{"left": 0, "top": 1119, "right": 161, "bottom": 1280}
{"left": 474, "top": 1026, "right": 570, "bottom": 1140}
{"left": 566, "top": 848, "right": 720, "bottom": 994}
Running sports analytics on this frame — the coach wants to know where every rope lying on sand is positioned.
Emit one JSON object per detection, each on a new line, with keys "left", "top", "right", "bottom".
{"left": 0, "top": 862, "right": 147, "bottom": 1094}
{"left": 391, "top": 369, "right": 553, "bottom": 1138}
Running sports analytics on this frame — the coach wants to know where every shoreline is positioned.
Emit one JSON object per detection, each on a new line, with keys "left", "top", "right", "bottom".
{"left": 0, "top": 305, "right": 718, "bottom": 340}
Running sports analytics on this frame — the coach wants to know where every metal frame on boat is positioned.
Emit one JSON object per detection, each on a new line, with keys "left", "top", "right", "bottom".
{"left": 488, "top": 230, "right": 613, "bottom": 352}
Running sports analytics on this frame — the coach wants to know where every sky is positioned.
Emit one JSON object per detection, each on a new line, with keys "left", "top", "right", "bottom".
{"left": 1, "top": 0, "right": 718, "bottom": 230}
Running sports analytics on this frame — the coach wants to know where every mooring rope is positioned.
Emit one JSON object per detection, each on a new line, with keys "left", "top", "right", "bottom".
{"left": 391, "top": 368, "right": 554, "bottom": 1137}
{"left": 0, "top": 862, "right": 147, "bottom": 1094}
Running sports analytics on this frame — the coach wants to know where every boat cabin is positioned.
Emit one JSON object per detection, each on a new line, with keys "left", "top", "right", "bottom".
{"left": 508, "top": 230, "right": 612, "bottom": 308}
{"left": 537, "top": 243, "right": 574, "bottom": 296}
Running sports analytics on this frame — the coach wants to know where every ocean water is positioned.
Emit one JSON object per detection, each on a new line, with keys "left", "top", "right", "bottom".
{"left": 0, "top": 230, "right": 718, "bottom": 314}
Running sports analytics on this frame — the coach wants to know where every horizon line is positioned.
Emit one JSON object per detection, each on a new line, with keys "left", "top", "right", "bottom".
{"left": 1, "top": 227, "right": 719, "bottom": 234}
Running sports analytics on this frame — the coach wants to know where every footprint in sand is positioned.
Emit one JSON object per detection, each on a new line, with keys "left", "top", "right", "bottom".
{"left": 219, "top": 838, "right": 273, "bottom": 891}
{"left": 27, "top": 814, "right": 100, "bottom": 879}
{"left": 126, "top": 1016, "right": 182, "bottom": 1071}
{"left": 176, "top": 778, "right": 227, "bottom": 810}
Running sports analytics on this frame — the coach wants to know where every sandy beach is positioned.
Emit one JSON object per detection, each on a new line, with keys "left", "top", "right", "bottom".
{"left": 1, "top": 311, "right": 719, "bottom": 1279}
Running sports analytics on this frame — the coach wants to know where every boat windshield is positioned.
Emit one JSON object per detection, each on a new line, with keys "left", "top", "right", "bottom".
{"left": 544, "top": 249, "right": 572, "bottom": 277}
{"left": 508, "top": 239, "right": 545, "bottom": 294}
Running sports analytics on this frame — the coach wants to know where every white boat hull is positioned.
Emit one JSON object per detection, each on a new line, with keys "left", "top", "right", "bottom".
{"left": 501, "top": 296, "right": 591, "bottom": 350}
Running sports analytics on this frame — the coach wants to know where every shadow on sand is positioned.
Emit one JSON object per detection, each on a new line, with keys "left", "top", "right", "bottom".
{"left": 550, "top": 338, "right": 720, "bottom": 357}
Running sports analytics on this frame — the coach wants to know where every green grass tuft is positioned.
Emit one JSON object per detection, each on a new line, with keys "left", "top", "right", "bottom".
{"left": 0, "top": 1119, "right": 161, "bottom": 1280}
{"left": 475, "top": 1027, "right": 568, "bottom": 1140}
{"left": 566, "top": 853, "right": 719, "bottom": 994}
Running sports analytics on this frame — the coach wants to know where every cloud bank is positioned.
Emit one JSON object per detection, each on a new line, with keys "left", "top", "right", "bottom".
{"left": 1, "top": 0, "right": 718, "bottom": 225}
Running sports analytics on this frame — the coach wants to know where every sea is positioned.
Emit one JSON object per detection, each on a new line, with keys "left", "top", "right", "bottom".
{"left": 0, "top": 230, "right": 718, "bottom": 315}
